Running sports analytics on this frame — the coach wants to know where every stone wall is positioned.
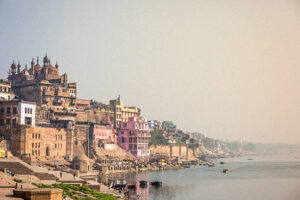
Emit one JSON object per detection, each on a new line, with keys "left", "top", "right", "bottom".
{"left": 150, "top": 145, "right": 197, "bottom": 161}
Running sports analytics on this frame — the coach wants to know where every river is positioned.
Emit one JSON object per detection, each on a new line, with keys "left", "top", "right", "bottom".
{"left": 122, "top": 154, "right": 300, "bottom": 200}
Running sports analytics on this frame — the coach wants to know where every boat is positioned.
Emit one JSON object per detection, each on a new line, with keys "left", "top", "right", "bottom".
{"left": 223, "top": 169, "right": 229, "bottom": 174}
{"left": 183, "top": 165, "right": 190, "bottom": 168}
{"left": 220, "top": 161, "right": 225, "bottom": 165}
{"left": 127, "top": 184, "right": 136, "bottom": 189}
{"left": 247, "top": 158, "right": 253, "bottom": 160}
{"left": 150, "top": 181, "right": 162, "bottom": 188}
{"left": 113, "top": 180, "right": 127, "bottom": 189}
{"left": 139, "top": 180, "right": 148, "bottom": 188}
{"left": 208, "top": 163, "right": 215, "bottom": 167}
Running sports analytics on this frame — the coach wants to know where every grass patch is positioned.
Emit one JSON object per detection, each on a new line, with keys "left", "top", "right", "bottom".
{"left": 32, "top": 182, "right": 117, "bottom": 200}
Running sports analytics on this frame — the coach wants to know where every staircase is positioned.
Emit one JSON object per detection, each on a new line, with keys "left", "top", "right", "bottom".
{"left": 34, "top": 172, "right": 58, "bottom": 180}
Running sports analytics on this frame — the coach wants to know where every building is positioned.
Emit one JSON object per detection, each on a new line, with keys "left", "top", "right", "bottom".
{"left": 0, "top": 100, "right": 36, "bottom": 127}
{"left": 0, "top": 124, "right": 73, "bottom": 160}
{"left": 0, "top": 79, "right": 14, "bottom": 101}
{"left": 90, "top": 116, "right": 116, "bottom": 147}
{"left": 148, "top": 120, "right": 161, "bottom": 130}
{"left": 75, "top": 99, "right": 91, "bottom": 111}
{"left": 161, "top": 121, "right": 177, "bottom": 135}
{"left": 7, "top": 55, "right": 77, "bottom": 125}
{"left": 109, "top": 95, "right": 140, "bottom": 128}
{"left": 0, "top": 55, "right": 77, "bottom": 160}
{"left": 117, "top": 117, "right": 150, "bottom": 159}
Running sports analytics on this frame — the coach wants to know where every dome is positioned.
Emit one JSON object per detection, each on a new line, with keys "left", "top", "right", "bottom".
{"left": 43, "top": 54, "right": 50, "bottom": 64}
{"left": 41, "top": 64, "right": 58, "bottom": 75}
{"left": 73, "top": 154, "right": 90, "bottom": 162}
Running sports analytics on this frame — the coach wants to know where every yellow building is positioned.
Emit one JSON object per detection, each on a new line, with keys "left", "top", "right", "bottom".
{"left": 109, "top": 95, "right": 140, "bottom": 128}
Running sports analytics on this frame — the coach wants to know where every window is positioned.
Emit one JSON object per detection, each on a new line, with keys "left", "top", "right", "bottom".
{"left": 25, "top": 117, "right": 32, "bottom": 125}
{"left": 39, "top": 134, "right": 40, "bottom": 139}
{"left": 12, "top": 119, "right": 16, "bottom": 125}
{"left": 6, "top": 119, "right": 10, "bottom": 125}
{"left": 32, "top": 150, "right": 34, "bottom": 155}
{"left": 35, "top": 143, "right": 37, "bottom": 148}
{"left": 32, "top": 143, "right": 34, "bottom": 148}
{"left": 129, "top": 138, "right": 133, "bottom": 143}
{"left": 121, "top": 137, "right": 125, "bottom": 143}
{"left": 32, "top": 134, "right": 34, "bottom": 138}
{"left": 55, "top": 144, "right": 57, "bottom": 148}
{"left": 124, "top": 123, "right": 127, "bottom": 128}
{"left": 129, "top": 144, "right": 132, "bottom": 150}
{"left": 61, "top": 135, "right": 63, "bottom": 140}
{"left": 6, "top": 107, "right": 10, "bottom": 114}
{"left": 0, "top": 108, "right": 4, "bottom": 114}
{"left": 0, "top": 119, "right": 4, "bottom": 126}
{"left": 38, "top": 143, "right": 40, "bottom": 148}
{"left": 13, "top": 107, "right": 17, "bottom": 114}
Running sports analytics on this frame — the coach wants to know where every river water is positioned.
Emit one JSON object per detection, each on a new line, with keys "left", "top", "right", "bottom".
{"left": 124, "top": 155, "right": 300, "bottom": 200}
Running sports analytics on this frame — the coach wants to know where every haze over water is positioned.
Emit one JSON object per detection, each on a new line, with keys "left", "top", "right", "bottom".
{"left": 127, "top": 155, "right": 300, "bottom": 200}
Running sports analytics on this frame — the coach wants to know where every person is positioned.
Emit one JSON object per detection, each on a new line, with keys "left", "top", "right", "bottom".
{"left": 60, "top": 171, "right": 62, "bottom": 178}
{"left": 73, "top": 172, "right": 76, "bottom": 180}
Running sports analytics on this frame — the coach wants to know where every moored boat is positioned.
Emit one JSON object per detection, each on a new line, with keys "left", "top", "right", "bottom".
{"left": 150, "top": 181, "right": 163, "bottom": 188}
{"left": 139, "top": 180, "right": 148, "bottom": 188}
{"left": 208, "top": 163, "right": 215, "bottom": 167}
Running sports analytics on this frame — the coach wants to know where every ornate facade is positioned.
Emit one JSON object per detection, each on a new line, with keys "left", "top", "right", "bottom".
{"left": 7, "top": 55, "right": 77, "bottom": 125}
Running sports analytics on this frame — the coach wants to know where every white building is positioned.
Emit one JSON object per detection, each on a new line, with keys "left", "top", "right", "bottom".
{"left": 19, "top": 101, "right": 36, "bottom": 126}
{"left": 0, "top": 79, "right": 14, "bottom": 101}
{"left": 0, "top": 100, "right": 36, "bottom": 127}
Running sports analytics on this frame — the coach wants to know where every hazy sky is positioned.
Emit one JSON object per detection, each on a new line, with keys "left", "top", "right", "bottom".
{"left": 0, "top": 0, "right": 299, "bottom": 144}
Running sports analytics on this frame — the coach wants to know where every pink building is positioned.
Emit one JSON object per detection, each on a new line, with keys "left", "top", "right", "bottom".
{"left": 117, "top": 117, "right": 151, "bottom": 159}
{"left": 91, "top": 117, "right": 116, "bottom": 146}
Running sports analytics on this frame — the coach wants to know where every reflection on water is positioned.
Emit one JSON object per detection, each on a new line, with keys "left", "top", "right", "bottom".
{"left": 120, "top": 155, "right": 300, "bottom": 200}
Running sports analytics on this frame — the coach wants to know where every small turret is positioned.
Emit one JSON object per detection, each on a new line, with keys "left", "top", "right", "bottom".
{"left": 31, "top": 58, "right": 35, "bottom": 75}
{"left": 17, "top": 62, "right": 21, "bottom": 74}
{"left": 43, "top": 53, "right": 50, "bottom": 65}
{"left": 11, "top": 60, "right": 16, "bottom": 75}
{"left": 55, "top": 61, "right": 59, "bottom": 69}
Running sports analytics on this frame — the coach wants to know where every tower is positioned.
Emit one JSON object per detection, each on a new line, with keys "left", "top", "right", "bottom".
{"left": 17, "top": 62, "right": 21, "bottom": 74}
{"left": 11, "top": 61, "right": 16, "bottom": 75}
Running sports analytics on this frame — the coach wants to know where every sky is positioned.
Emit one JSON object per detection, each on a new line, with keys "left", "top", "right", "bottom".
{"left": 0, "top": 0, "right": 299, "bottom": 144}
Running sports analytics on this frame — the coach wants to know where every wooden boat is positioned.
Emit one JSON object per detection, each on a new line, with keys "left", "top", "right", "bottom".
{"left": 127, "top": 184, "right": 136, "bottom": 189}
{"left": 113, "top": 180, "right": 127, "bottom": 189}
{"left": 208, "top": 163, "right": 215, "bottom": 167}
{"left": 139, "top": 180, "right": 148, "bottom": 188}
{"left": 220, "top": 161, "right": 225, "bottom": 164}
{"left": 150, "top": 181, "right": 162, "bottom": 188}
